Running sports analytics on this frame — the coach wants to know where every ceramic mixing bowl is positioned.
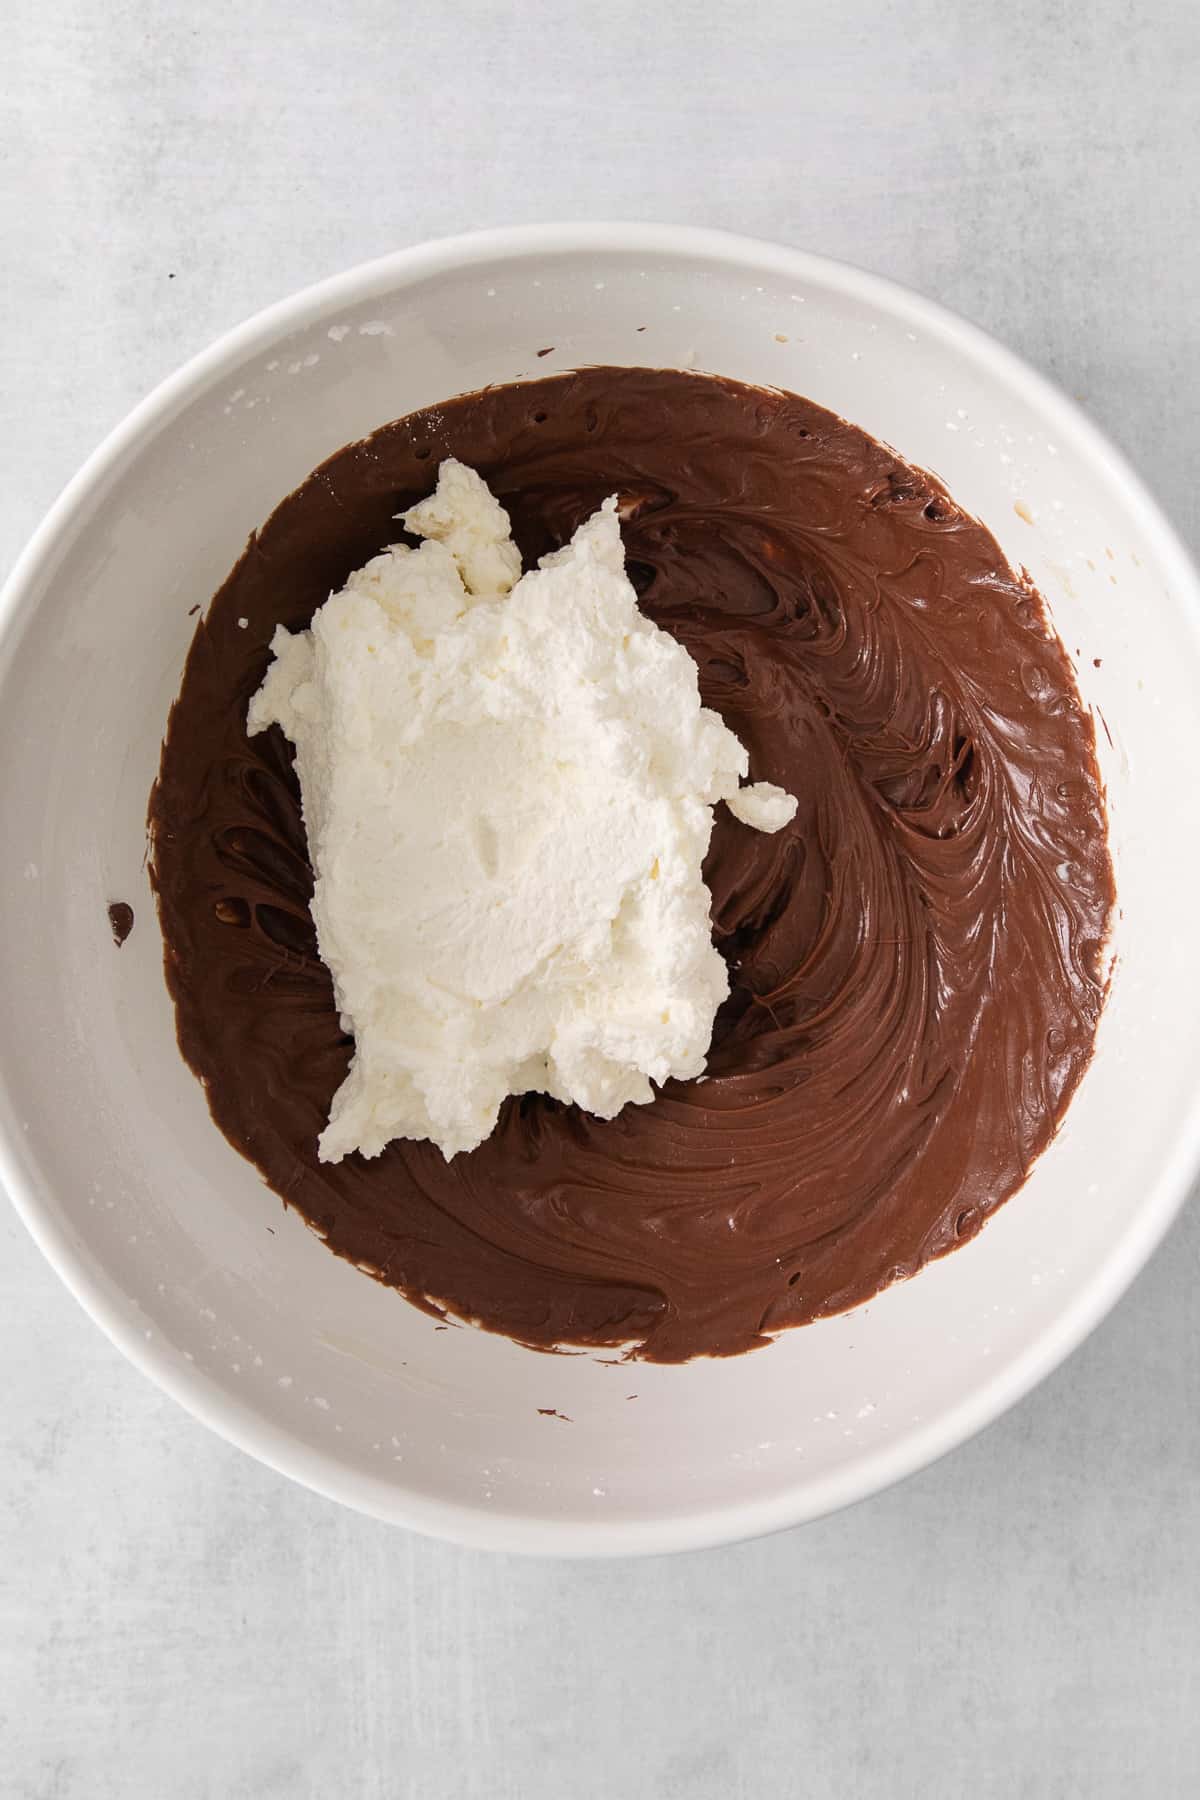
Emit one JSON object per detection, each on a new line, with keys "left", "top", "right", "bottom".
{"left": 2, "top": 225, "right": 1198, "bottom": 1553}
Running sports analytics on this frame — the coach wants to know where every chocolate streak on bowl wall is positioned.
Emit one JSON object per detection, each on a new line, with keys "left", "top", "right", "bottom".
{"left": 108, "top": 902, "right": 134, "bottom": 947}
{"left": 149, "top": 368, "right": 1113, "bottom": 1363}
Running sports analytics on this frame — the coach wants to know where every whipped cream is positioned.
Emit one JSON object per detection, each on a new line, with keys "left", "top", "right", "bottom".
{"left": 248, "top": 460, "right": 797, "bottom": 1160}
{"left": 726, "top": 781, "right": 798, "bottom": 833}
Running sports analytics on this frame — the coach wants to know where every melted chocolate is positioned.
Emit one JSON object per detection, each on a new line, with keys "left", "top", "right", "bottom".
{"left": 149, "top": 368, "right": 1113, "bottom": 1362}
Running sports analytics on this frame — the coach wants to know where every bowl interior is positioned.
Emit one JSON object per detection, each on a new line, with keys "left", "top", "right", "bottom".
{"left": 2, "top": 229, "right": 1199, "bottom": 1553}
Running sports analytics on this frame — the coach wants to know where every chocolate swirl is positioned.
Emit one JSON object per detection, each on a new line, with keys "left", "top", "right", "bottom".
{"left": 149, "top": 368, "right": 1113, "bottom": 1362}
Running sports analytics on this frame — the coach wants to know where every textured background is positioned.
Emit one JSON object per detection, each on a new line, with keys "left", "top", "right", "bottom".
{"left": 3, "top": 2, "right": 1199, "bottom": 1795}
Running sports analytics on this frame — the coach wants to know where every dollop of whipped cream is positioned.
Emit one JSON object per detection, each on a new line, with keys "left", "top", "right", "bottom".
{"left": 248, "top": 460, "right": 798, "bottom": 1161}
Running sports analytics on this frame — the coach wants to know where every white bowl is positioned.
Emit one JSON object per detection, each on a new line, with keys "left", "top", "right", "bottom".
{"left": 3, "top": 225, "right": 1199, "bottom": 1556}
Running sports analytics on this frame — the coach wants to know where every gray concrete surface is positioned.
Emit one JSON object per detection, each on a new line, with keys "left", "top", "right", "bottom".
{"left": 2, "top": 2, "right": 1198, "bottom": 1794}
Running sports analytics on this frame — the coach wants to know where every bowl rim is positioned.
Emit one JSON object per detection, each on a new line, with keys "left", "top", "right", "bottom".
{"left": 3, "top": 221, "right": 1200, "bottom": 1557}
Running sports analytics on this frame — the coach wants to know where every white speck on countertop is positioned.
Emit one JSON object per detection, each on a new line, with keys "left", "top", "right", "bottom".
{"left": 358, "top": 320, "right": 393, "bottom": 336}
{"left": 328, "top": 324, "right": 350, "bottom": 342}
